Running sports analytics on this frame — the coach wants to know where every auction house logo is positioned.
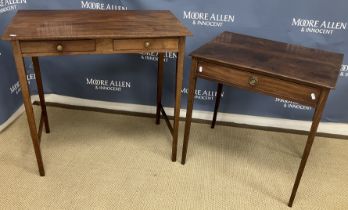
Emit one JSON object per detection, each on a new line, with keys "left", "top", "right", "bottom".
{"left": 9, "top": 74, "right": 35, "bottom": 95}
{"left": 10, "top": 61, "right": 35, "bottom": 95}
{"left": 183, "top": 10, "right": 235, "bottom": 27}
{"left": 275, "top": 98, "right": 311, "bottom": 111}
{"left": 0, "top": 0, "right": 27, "bottom": 14}
{"left": 181, "top": 87, "right": 224, "bottom": 101}
{"left": 291, "top": 18, "right": 347, "bottom": 35}
{"left": 86, "top": 77, "right": 131, "bottom": 92}
{"left": 140, "top": 52, "right": 177, "bottom": 62}
{"left": 81, "top": 1, "right": 127, "bottom": 10}
{"left": 340, "top": 64, "right": 348, "bottom": 77}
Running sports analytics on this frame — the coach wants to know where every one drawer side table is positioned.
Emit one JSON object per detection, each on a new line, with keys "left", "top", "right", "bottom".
{"left": 181, "top": 31, "right": 343, "bottom": 207}
{"left": 2, "top": 10, "right": 191, "bottom": 176}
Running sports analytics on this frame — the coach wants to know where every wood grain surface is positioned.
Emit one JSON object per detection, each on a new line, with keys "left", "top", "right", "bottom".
{"left": 191, "top": 31, "right": 343, "bottom": 88}
{"left": 2, "top": 10, "right": 191, "bottom": 41}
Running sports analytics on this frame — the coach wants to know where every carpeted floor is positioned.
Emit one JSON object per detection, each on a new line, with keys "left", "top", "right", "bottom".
{"left": 0, "top": 106, "right": 347, "bottom": 209}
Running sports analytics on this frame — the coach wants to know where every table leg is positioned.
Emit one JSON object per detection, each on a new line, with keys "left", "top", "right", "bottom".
{"left": 156, "top": 53, "right": 164, "bottom": 124}
{"left": 181, "top": 59, "right": 198, "bottom": 164}
{"left": 172, "top": 37, "right": 186, "bottom": 162}
{"left": 288, "top": 88, "right": 329, "bottom": 207}
{"left": 32, "top": 57, "right": 50, "bottom": 133}
{"left": 12, "top": 41, "right": 45, "bottom": 176}
{"left": 211, "top": 83, "right": 223, "bottom": 129}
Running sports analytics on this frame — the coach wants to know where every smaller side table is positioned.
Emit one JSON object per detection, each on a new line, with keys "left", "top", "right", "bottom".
{"left": 181, "top": 31, "right": 343, "bottom": 207}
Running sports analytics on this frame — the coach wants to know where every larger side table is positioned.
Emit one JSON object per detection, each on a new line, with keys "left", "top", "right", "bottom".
{"left": 2, "top": 10, "right": 191, "bottom": 176}
{"left": 181, "top": 31, "right": 343, "bottom": 207}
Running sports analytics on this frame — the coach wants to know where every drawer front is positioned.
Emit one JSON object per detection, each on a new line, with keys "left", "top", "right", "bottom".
{"left": 197, "top": 61, "right": 320, "bottom": 106}
{"left": 20, "top": 40, "right": 96, "bottom": 54}
{"left": 113, "top": 38, "right": 178, "bottom": 52}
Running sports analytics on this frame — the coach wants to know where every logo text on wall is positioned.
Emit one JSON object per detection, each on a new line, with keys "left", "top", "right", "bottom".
{"left": 10, "top": 74, "right": 35, "bottom": 95}
{"left": 183, "top": 10, "right": 235, "bottom": 27}
{"left": 81, "top": 1, "right": 127, "bottom": 10}
{"left": 275, "top": 98, "right": 311, "bottom": 111}
{"left": 291, "top": 18, "right": 347, "bottom": 35}
{"left": 10, "top": 62, "right": 35, "bottom": 95}
{"left": 340, "top": 64, "right": 348, "bottom": 77}
{"left": 0, "top": 0, "right": 27, "bottom": 14}
{"left": 182, "top": 88, "right": 224, "bottom": 101}
{"left": 86, "top": 78, "right": 131, "bottom": 92}
{"left": 140, "top": 52, "right": 177, "bottom": 62}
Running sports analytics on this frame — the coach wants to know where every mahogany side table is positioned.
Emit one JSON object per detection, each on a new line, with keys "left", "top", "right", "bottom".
{"left": 2, "top": 10, "right": 191, "bottom": 176}
{"left": 181, "top": 31, "right": 343, "bottom": 207}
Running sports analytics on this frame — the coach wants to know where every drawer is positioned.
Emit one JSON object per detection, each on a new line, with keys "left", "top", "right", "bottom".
{"left": 20, "top": 40, "right": 96, "bottom": 54}
{"left": 197, "top": 61, "right": 320, "bottom": 106}
{"left": 113, "top": 38, "right": 178, "bottom": 52}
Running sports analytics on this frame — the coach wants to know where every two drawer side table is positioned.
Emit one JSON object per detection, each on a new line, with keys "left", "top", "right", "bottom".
{"left": 2, "top": 10, "right": 191, "bottom": 176}
{"left": 181, "top": 31, "right": 343, "bottom": 207}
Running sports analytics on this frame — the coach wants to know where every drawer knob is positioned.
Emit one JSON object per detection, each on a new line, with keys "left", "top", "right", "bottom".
{"left": 248, "top": 76, "right": 258, "bottom": 86}
{"left": 311, "top": 93, "right": 316, "bottom": 100}
{"left": 144, "top": 41, "right": 151, "bottom": 48}
{"left": 56, "top": 44, "right": 63, "bottom": 52}
{"left": 198, "top": 66, "right": 203, "bottom": 72}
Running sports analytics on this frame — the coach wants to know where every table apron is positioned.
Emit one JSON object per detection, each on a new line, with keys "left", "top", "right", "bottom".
{"left": 19, "top": 38, "right": 180, "bottom": 57}
{"left": 196, "top": 61, "right": 322, "bottom": 108}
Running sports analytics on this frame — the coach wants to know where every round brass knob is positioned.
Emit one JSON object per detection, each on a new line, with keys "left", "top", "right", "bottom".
{"left": 56, "top": 44, "right": 63, "bottom": 52}
{"left": 144, "top": 41, "right": 151, "bottom": 48}
{"left": 248, "top": 76, "right": 258, "bottom": 86}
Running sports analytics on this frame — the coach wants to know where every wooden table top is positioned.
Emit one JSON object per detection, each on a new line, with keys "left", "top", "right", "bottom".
{"left": 191, "top": 31, "right": 344, "bottom": 88}
{"left": 2, "top": 10, "right": 191, "bottom": 41}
